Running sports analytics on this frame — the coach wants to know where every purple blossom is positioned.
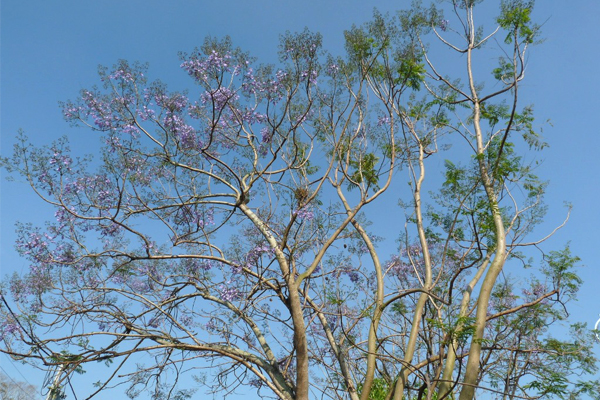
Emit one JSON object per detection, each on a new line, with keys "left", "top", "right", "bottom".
{"left": 387, "top": 254, "right": 411, "bottom": 280}
{"left": 130, "top": 278, "right": 151, "bottom": 293}
{"left": 205, "top": 318, "right": 218, "bottom": 332}
{"left": 63, "top": 104, "right": 84, "bottom": 120}
{"left": 300, "top": 70, "right": 318, "bottom": 85}
{"left": 163, "top": 114, "right": 201, "bottom": 150}
{"left": 173, "top": 206, "right": 214, "bottom": 228}
{"left": 179, "top": 314, "right": 194, "bottom": 327}
{"left": 99, "top": 221, "right": 121, "bottom": 237}
{"left": 439, "top": 19, "right": 449, "bottom": 32}
{"left": 241, "top": 68, "right": 287, "bottom": 101}
{"left": 80, "top": 90, "right": 114, "bottom": 130}
{"left": 261, "top": 127, "right": 272, "bottom": 144}
{"left": 275, "top": 69, "right": 288, "bottom": 82}
{"left": 182, "top": 259, "right": 213, "bottom": 277}
{"left": 147, "top": 316, "right": 163, "bottom": 328}
{"left": 337, "top": 264, "right": 360, "bottom": 283}
{"left": 108, "top": 68, "right": 135, "bottom": 82}
{"left": 240, "top": 110, "right": 267, "bottom": 124}
{"left": 121, "top": 124, "right": 140, "bottom": 137}
{"left": 219, "top": 280, "right": 240, "bottom": 302}
{"left": 181, "top": 51, "right": 236, "bottom": 82}
{"left": 523, "top": 282, "right": 548, "bottom": 300}
{"left": 377, "top": 115, "right": 391, "bottom": 126}
{"left": 98, "top": 321, "right": 116, "bottom": 331}
{"left": 294, "top": 206, "right": 314, "bottom": 221}
{"left": 244, "top": 244, "right": 274, "bottom": 267}
{"left": 137, "top": 105, "right": 156, "bottom": 121}
{"left": 105, "top": 135, "right": 122, "bottom": 151}
{"left": 160, "top": 93, "right": 188, "bottom": 112}
{"left": 200, "top": 87, "right": 239, "bottom": 110}
{"left": 0, "top": 319, "right": 21, "bottom": 342}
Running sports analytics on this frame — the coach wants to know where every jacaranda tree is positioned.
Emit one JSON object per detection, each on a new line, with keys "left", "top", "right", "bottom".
{"left": 1, "top": 1, "right": 598, "bottom": 399}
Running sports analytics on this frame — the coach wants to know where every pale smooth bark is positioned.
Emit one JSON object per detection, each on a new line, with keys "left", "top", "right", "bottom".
{"left": 458, "top": 26, "right": 507, "bottom": 399}
{"left": 389, "top": 129, "right": 433, "bottom": 400}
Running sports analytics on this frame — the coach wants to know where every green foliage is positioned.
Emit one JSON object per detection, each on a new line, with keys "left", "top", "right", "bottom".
{"left": 514, "top": 105, "right": 547, "bottom": 150}
{"left": 391, "top": 300, "right": 408, "bottom": 316}
{"left": 397, "top": 2, "right": 441, "bottom": 34}
{"left": 497, "top": 0, "right": 538, "bottom": 44}
{"left": 484, "top": 135, "right": 521, "bottom": 183}
{"left": 480, "top": 102, "right": 510, "bottom": 127}
{"left": 492, "top": 57, "right": 514, "bottom": 82}
{"left": 524, "top": 323, "right": 600, "bottom": 399}
{"left": 278, "top": 28, "right": 322, "bottom": 63}
{"left": 358, "top": 377, "right": 390, "bottom": 400}
{"left": 349, "top": 153, "right": 380, "bottom": 190}
{"left": 344, "top": 12, "right": 391, "bottom": 70}
{"left": 395, "top": 57, "right": 426, "bottom": 90}
{"left": 428, "top": 316, "right": 476, "bottom": 346}
{"left": 542, "top": 246, "right": 582, "bottom": 300}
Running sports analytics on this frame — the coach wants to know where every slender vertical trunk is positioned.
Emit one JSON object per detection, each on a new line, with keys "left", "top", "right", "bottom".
{"left": 289, "top": 285, "right": 310, "bottom": 400}
{"left": 389, "top": 137, "right": 432, "bottom": 400}
{"left": 438, "top": 256, "right": 489, "bottom": 398}
{"left": 458, "top": 33, "right": 507, "bottom": 400}
{"left": 354, "top": 219, "right": 384, "bottom": 400}
{"left": 240, "top": 203, "right": 310, "bottom": 399}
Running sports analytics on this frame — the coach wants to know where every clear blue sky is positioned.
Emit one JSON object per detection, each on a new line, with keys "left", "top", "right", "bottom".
{"left": 2, "top": 0, "right": 600, "bottom": 398}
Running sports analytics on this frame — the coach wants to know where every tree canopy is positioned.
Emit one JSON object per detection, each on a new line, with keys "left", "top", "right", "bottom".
{"left": 1, "top": 1, "right": 598, "bottom": 399}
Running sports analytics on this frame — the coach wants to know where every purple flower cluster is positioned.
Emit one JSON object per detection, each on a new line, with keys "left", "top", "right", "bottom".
{"left": 80, "top": 174, "right": 116, "bottom": 207}
{"left": 300, "top": 69, "right": 318, "bottom": 85}
{"left": 9, "top": 264, "right": 52, "bottom": 303}
{"left": 181, "top": 51, "right": 241, "bottom": 83}
{"left": 336, "top": 264, "right": 361, "bottom": 283}
{"left": 49, "top": 150, "right": 73, "bottom": 173}
{"left": 153, "top": 91, "right": 188, "bottom": 112}
{"left": 97, "top": 321, "right": 117, "bottom": 332}
{"left": 136, "top": 105, "right": 156, "bottom": 121}
{"left": 109, "top": 68, "right": 136, "bottom": 82}
{"left": 238, "top": 110, "right": 267, "bottom": 125}
{"left": 200, "top": 87, "right": 239, "bottom": 110}
{"left": 280, "top": 34, "right": 320, "bottom": 62}
{"left": 377, "top": 115, "right": 391, "bottom": 126}
{"left": 164, "top": 114, "right": 201, "bottom": 150}
{"left": 103, "top": 60, "right": 146, "bottom": 84}
{"left": 218, "top": 281, "right": 240, "bottom": 302}
{"left": 0, "top": 318, "right": 21, "bottom": 342}
{"left": 62, "top": 88, "right": 137, "bottom": 135}
{"left": 81, "top": 90, "right": 114, "bottom": 130}
{"left": 260, "top": 127, "right": 272, "bottom": 144}
{"left": 244, "top": 243, "right": 274, "bottom": 267}
{"left": 386, "top": 254, "right": 412, "bottom": 281}
{"left": 294, "top": 206, "right": 314, "bottom": 221}
{"left": 439, "top": 19, "right": 450, "bottom": 32}
{"left": 241, "top": 68, "right": 287, "bottom": 101}
{"left": 205, "top": 318, "right": 218, "bottom": 332}
{"left": 173, "top": 206, "right": 214, "bottom": 228}
{"left": 17, "top": 229, "right": 50, "bottom": 258}
{"left": 522, "top": 282, "right": 548, "bottom": 300}
{"left": 179, "top": 314, "right": 194, "bottom": 327}
{"left": 182, "top": 259, "right": 213, "bottom": 277}
{"left": 62, "top": 104, "right": 84, "bottom": 120}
